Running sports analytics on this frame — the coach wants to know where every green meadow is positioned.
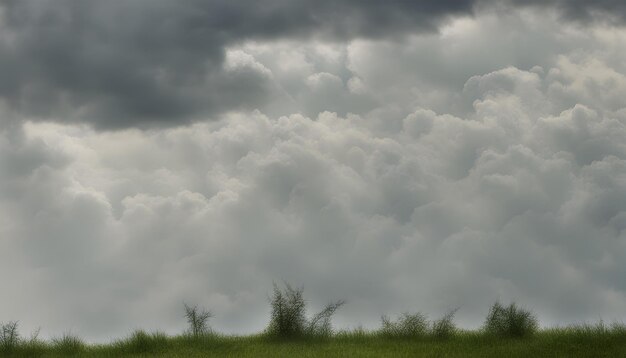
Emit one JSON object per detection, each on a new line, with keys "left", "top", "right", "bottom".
{"left": 4, "top": 328, "right": 626, "bottom": 357}
{"left": 2, "top": 284, "right": 625, "bottom": 357}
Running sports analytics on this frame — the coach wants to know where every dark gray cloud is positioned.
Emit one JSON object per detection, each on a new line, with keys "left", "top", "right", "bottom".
{"left": 4, "top": 0, "right": 625, "bottom": 129}
{"left": 509, "top": 0, "right": 626, "bottom": 23}
{"left": 0, "top": 0, "right": 475, "bottom": 129}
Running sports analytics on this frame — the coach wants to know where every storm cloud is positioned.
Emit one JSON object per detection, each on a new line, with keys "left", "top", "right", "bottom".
{"left": 1, "top": 1, "right": 626, "bottom": 343}
{"left": 2, "top": 0, "right": 626, "bottom": 129}
{"left": 510, "top": 0, "right": 626, "bottom": 23}
{"left": 0, "top": 0, "right": 477, "bottom": 129}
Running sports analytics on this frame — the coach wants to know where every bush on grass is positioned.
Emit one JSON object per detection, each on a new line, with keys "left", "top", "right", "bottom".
{"left": 0, "top": 321, "right": 20, "bottom": 354}
{"left": 432, "top": 309, "right": 458, "bottom": 339}
{"left": 484, "top": 301, "right": 538, "bottom": 338}
{"left": 266, "top": 282, "right": 345, "bottom": 339}
{"left": 184, "top": 303, "right": 213, "bottom": 337}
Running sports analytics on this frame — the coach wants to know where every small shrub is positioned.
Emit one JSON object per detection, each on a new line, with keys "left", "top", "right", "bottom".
{"left": 432, "top": 309, "right": 458, "bottom": 339}
{"left": 184, "top": 303, "right": 213, "bottom": 337}
{"left": 267, "top": 282, "right": 307, "bottom": 338}
{"left": 484, "top": 301, "right": 538, "bottom": 338}
{"left": 52, "top": 333, "right": 85, "bottom": 355}
{"left": 0, "top": 321, "right": 20, "bottom": 354}
{"left": 306, "top": 299, "right": 346, "bottom": 337}
{"left": 266, "top": 282, "right": 345, "bottom": 339}
{"left": 380, "top": 312, "right": 429, "bottom": 338}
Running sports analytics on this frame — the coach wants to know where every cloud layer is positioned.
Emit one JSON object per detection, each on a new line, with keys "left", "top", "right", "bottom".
{"left": 0, "top": 0, "right": 476, "bottom": 129}
{"left": 1, "top": 4, "right": 626, "bottom": 343}
{"left": 2, "top": 0, "right": 626, "bottom": 129}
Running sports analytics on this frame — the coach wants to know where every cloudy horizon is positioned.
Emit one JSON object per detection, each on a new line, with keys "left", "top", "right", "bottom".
{"left": 1, "top": 0, "right": 626, "bottom": 342}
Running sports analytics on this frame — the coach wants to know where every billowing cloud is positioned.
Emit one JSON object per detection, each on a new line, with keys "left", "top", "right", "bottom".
{"left": 1, "top": 3, "right": 626, "bottom": 344}
{"left": 3, "top": 30, "right": 626, "bottom": 340}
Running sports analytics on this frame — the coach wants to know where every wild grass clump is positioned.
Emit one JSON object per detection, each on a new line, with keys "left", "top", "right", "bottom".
{"left": 335, "top": 326, "right": 370, "bottom": 341}
{"left": 16, "top": 339, "right": 47, "bottom": 357}
{"left": 379, "top": 308, "right": 458, "bottom": 340}
{"left": 177, "top": 331, "right": 223, "bottom": 350}
{"left": 380, "top": 312, "right": 429, "bottom": 338}
{"left": 115, "top": 330, "right": 169, "bottom": 354}
{"left": 52, "top": 333, "right": 86, "bottom": 355}
{"left": 607, "top": 322, "right": 626, "bottom": 336}
{"left": 561, "top": 320, "right": 626, "bottom": 338}
{"left": 184, "top": 303, "right": 213, "bottom": 337}
{"left": 265, "top": 282, "right": 345, "bottom": 339}
{"left": 0, "top": 321, "right": 20, "bottom": 354}
{"left": 431, "top": 309, "right": 458, "bottom": 339}
{"left": 306, "top": 299, "right": 346, "bottom": 337}
{"left": 484, "top": 301, "right": 538, "bottom": 338}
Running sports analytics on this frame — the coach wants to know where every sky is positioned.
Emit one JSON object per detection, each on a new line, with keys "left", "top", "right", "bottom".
{"left": 1, "top": 0, "right": 626, "bottom": 342}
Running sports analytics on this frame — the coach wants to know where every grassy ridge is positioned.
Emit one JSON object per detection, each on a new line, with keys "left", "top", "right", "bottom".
{"left": 4, "top": 327, "right": 626, "bottom": 357}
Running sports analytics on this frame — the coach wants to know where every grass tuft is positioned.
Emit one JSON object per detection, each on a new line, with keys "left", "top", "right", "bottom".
{"left": 380, "top": 312, "right": 429, "bottom": 338}
{"left": 555, "top": 320, "right": 626, "bottom": 338}
{"left": 177, "top": 331, "right": 223, "bottom": 350}
{"left": 484, "top": 301, "right": 538, "bottom": 338}
{"left": 115, "top": 329, "right": 169, "bottom": 354}
{"left": 52, "top": 333, "right": 86, "bottom": 355}
{"left": 432, "top": 308, "right": 458, "bottom": 339}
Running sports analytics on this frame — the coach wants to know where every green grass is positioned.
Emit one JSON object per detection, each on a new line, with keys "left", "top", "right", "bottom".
{"left": 51, "top": 334, "right": 86, "bottom": 356}
{"left": 2, "top": 327, "right": 626, "bottom": 357}
{"left": 2, "top": 294, "right": 625, "bottom": 357}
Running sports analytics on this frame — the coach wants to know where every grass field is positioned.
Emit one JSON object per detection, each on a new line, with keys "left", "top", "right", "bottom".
{"left": 3, "top": 286, "right": 625, "bottom": 357}
{"left": 3, "top": 327, "right": 626, "bottom": 357}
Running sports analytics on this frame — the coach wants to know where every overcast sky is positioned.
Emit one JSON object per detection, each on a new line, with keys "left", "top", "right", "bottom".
{"left": 2, "top": 0, "right": 626, "bottom": 342}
